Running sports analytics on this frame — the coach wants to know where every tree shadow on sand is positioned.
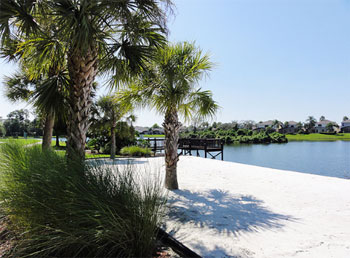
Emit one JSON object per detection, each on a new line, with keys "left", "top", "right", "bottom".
{"left": 166, "top": 189, "right": 296, "bottom": 237}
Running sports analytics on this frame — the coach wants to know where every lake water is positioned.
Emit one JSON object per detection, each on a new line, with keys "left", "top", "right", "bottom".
{"left": 193, "top": 141, "right": 350, "bottom": 179}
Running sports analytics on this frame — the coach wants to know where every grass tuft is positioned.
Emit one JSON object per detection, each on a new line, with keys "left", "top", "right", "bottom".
{"left": 0, "top": 142, "right": 165, "bottom": 257}
{"left": 120, "top": 146, "right": 152, "bottom": 157}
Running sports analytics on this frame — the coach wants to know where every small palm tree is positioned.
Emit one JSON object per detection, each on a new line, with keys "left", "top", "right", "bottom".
{"left": 93, "top": 95, "right": 133, "bottom": 159}
{"left": 296, "top": 122, "right": 303, "bottom": 133}
{"left": 120, "top": 42, "right": 218, "bottom": 189}
{"left": 126, "top": 114, "right": 137, "bottom": 127}
{"left": 326, "top": 123, "right": 335, "bottom": 133}
{"left": 4, "top": 70, "right": 68, "bottom": 150}
{"left": 343, "top": 116, "right": 349, "bottom": 121}
{"left": 306, "top": 116, "right": 316, "bottom": 133}
{"left": 272, "top": 119, "right": 282, "bottom": 130}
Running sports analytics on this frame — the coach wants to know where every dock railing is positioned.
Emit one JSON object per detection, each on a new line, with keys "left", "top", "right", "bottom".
{"left": 136, "top": 138, "right": 224, "bottom": 160}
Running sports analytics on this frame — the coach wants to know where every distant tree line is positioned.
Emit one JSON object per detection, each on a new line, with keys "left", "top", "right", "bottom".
{"left": 1, "top": 109, "right": 42, "bottom": 137}
{"left": 181, "top": 121, "right": 287, "bottom": 144}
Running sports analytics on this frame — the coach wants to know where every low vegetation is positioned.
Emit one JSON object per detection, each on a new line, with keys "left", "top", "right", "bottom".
{"left": 85, "top": 153, "right": 115, "bottom": 159}
{"left": 0, "top": 143, "right": 166, "bottom": 257}
{"left": 120, "top": 146, "right": 152, "bottom": 157}
{"left": 286, "top": 133, "right": 350, "bottom": 141}
{"left": 142, "top": 134, "right": 165, "bottom": 138}
{"left": 0, "top": 138, "right": 41, "bottom": 146}
{"left": 181, "top": 129, "right": 287, "bottom": 144}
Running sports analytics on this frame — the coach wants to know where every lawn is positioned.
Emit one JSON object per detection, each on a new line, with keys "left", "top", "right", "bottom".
{"left": 51, "top": 140, "right": 67, "bottom": 148}
{"left": 54, "top": 150, "right": 116, "bottom": 159}
{"left": 0, "top": 138, "right": 41, "bottom": 146}
{"left": 286, "top": 133, "right": 350, "bottom": 141}
{"left": 0, "top": 139, "right": 119, "bottom": 159}
{"left": 142, "top": 134, "right": 165, "bottom": 138}
{"left": 85, "top": 153, "right": 116, "bottom": 159}
{"left": 51, "top": 141, "right": 116, "bottom": 159}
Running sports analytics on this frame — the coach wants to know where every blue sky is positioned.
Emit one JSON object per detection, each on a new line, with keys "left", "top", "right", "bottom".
{"left": 1, "top": 0, "right": 349, "bottom": 126}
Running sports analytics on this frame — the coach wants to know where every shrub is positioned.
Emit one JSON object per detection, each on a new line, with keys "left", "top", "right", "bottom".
{"left": 0, "top": 143, "right": 165, "bottom": 257}
{"left": 137, "top": 139, "right": 151, "bottom": 148}
{"left": 120, "top": 146, "right": 152, "bottom": 157}
{"left": 86, "top": 137, "right": 101, "bottom": 151}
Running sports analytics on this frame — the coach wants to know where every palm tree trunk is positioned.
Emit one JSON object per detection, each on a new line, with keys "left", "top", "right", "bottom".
{"left": 66, "top": 46, "right": 98, "bottom": 161}
{"left": 110, "top": 127, "right": 116, "bottom": 159}
{"left": 42, "top": 112, "right": 54, "bottom": 150}
{"left": 56, "top": 134, "right": 59, "bottom": 147}
{"left": 163, "top": 110, "right": 181, "bottom": 190}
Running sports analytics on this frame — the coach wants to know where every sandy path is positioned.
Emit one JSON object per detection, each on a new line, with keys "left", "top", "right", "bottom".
{"left": 113, "top": 156, "right": 350, "bottom": 258}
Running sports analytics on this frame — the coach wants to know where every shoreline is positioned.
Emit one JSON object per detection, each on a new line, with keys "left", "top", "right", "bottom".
{"left": 114, "top": 156, "right": 350, "bottom": 257}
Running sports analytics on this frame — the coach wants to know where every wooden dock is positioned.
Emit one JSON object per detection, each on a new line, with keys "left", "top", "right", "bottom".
{"left": 178, "top": 138, "right": 224, "bottom": 160}
{"left": 138, "top": 138, "right": 224, "bottom": 160}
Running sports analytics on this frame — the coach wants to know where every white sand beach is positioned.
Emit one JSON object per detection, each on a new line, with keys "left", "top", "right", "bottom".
{"left": 114, "top": 156, "right": 350, "bottom": 258}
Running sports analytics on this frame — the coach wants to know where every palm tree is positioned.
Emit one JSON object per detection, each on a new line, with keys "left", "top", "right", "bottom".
{"left": 126, "top": 114, "right": 137, "bottom": 127}
{"left": 272, "top": 119, "right": 282, "bottom": 131}
{"left": 326, "top": 123, "right": 335, "bottom": 133}
{"left": 296, "top": 122, "right": 303, "bottom": 133}
{"left": 343, "top": 116, "right": 349, "bottom": 121}
{"left": 93, "top": 95, "right": 133, "bottom": 159}
{"left": 0, "top": 0, "right": 172, "bottom": 160}
{"left": 4, "top": 71, "right": 68, "bottom": 150}
{"left": 120, "top": 42, "right": 218, "bottom": 189}
{"left": 306, "top": 116, "right": 316, "bottom": 133}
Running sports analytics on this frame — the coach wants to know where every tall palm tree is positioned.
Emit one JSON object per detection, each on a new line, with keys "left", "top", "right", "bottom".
{"left": 0, "top": 0, "right": 172, "bottom": 160}
{"left": 93, "top": 95, "right": 133, "bottom": 159}
{"left": 120, "top": 42, "right": 218, "bottom": 190}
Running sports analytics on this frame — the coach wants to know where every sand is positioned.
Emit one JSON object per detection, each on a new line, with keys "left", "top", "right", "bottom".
{"left": 114, "top": 156, "right": 350, "bottom": 258}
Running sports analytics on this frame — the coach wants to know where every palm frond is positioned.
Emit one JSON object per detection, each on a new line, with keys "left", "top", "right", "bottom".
{"left": 0, "top": 0, "right": 39, "bottom": 44}
{"left": 3, "top": 73, "right": 34, "bottom": 102}
{"left": 122, "top": 41, "right": 217, "bottom": 121}
{"left": 31, "top": 71, "right": 69, "bottom": 115}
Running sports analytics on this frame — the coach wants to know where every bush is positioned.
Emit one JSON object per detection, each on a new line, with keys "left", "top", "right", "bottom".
{"left": 0, "top": 143, "right": 165, "bottom": 257}
{"left": 86, "top": 137, "right": 101, "bottom": 152}
{"left": 137, "top": 139, "right": 151, "bottom": 148}
{"left": 120, "top": 146, "right": 152, "bottom": 157}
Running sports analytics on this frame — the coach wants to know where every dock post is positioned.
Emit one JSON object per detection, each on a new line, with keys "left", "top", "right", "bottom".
{"left": 204, "top": 142, "right": 207, "bottom": 158}
{"left": 221, "top": 141, "right": 224, "bottom": 161}
{"left": 154, "top": 138, "right": 157, "bottom": 156}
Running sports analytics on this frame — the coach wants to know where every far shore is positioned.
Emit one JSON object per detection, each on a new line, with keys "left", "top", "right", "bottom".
{"left": 111, "top": 156, "right": 350, "bottom": 257}
{"left": 286, "top": 133, "right": 350, "bottom": 141}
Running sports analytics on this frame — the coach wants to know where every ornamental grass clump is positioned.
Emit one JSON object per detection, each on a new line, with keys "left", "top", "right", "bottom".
{"left": 120, "top": 146, "right": 152, "bottom": 157}
{"left": 0, "top": 143, "right": 165, "bottom": 257}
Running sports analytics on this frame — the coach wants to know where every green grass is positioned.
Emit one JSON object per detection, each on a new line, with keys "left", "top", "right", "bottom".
{"left": 142, "top": 134, "right": 165, "bottom": 138}
{"left": 51, "top": 140, "right": 67, "bottom": 147}
{"left": 85, "top": 153, "right": 119, "bottom": 159}
{"left": 120, "top": 146, "right": 152, "bottom": 157}
{"left": 0, "top": 138, "right": 41, "bottom": 146}
{"left": 286, "top": 133, "right": 350, "bottom": 141}
{"left": 55, "top": 150, "right": 118, "bottom": 159}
